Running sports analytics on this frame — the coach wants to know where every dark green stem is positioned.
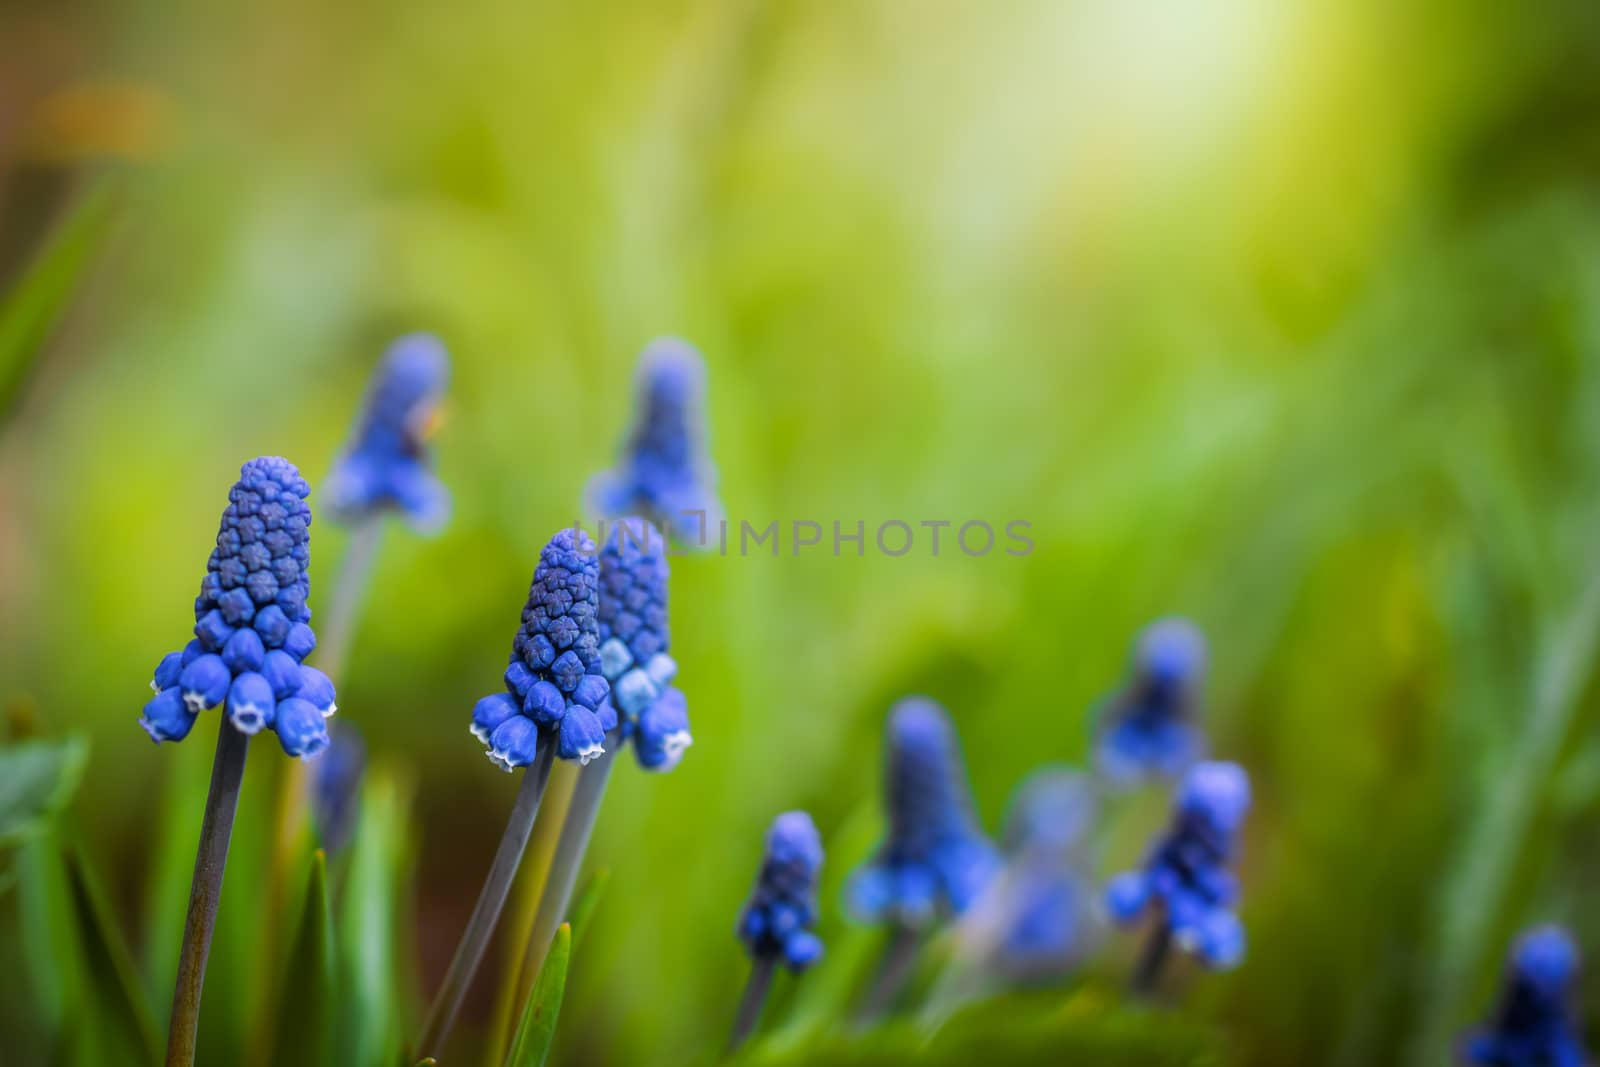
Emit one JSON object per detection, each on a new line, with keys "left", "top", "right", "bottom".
{"left": 727, "top": 956, "right": 776, "bottom": 1055}
{"left": 165, "top": 716, "right": 250, "bottom": 1067}
{"left": 1130, "top": 921, "right": 1173, "bottom": 998}
{"left": 415, "top": 742, "right": 556, "bottom": 1059}
{"left": 855, "top": 923, "right": 921, "bottom": 1025}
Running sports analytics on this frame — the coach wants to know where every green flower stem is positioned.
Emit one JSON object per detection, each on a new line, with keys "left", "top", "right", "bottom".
{"left": 164, "top": 716, "right": 250, "bottom": 1067}
{"left": 416, "top": 741, "right": 556, "bottom": 1059}
{"left": 1130, "top": 920, "right": 1173, "bottom": 998}
{"left": 727, "top": 956, "right": 776, "bottom": 1055}
{"left": 855, "top": 923, "right": 922, "bottom": 1026}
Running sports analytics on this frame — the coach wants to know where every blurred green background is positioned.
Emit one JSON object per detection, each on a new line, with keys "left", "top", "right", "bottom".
{"left": 4, "top": 0, "right": 1600, "bottom": 1063}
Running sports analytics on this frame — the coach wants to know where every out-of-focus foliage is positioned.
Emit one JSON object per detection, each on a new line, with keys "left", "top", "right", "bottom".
{"left": 3, "top": 0, "right": 1600, "bottom": 1063}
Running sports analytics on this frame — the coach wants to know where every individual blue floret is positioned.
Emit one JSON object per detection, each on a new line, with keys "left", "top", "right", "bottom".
{"left": 587, "top": 339, "right": 722, "bottom": 547}
{"left": 594, "top": 518, "right": 692, "bottom": 771}
{"left": 471, "top": 529, "right": 611, "bottom": 770}
{"left": 1105, "top": 761, "right": 1250, "bottom": 970}
{"left": 140, "top": 457, "right": 336, "bottom": 760}
{"left": 849, "top": 698, "right": 1001, "bottom": 928}
{"left": 324, "top": 334, "right": 451, "bottom": 533}
{"left": 1461, "top": 925, "right": 1589, "bottom": 1067}
{"left": 1096, "top": 617, "right": 1208, "bottom": 785}
{"left": 737, "top": 811, "right": 825, "bottom": 972}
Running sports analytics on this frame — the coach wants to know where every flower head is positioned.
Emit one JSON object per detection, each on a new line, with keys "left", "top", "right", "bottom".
{"left": 958, "top": 769, "right": 1100, "bottom": 983}
{"left": 140, "top": 457, "right": 336, "bottom": 759}
{"left": 594, "top": 518, "right": 692, "bottom": 771}
{"left": 737, "top": 811, "right": 825, "bottom": 972}
{"left": 1462, "top": 925, "right": 1589, "bottom": 1067}
{"left": 587, "top": 338, "right": 721, "bottom": 546}
{"left": 1096, "top": 617, "right": 1208, "bottom": 785}
{"left": 1105, "top": 761, "right": 1250, "bottom": 970}
{"left": 471, "top": 529, "right": 611, "bottom": 770}
{"left": 849, "top": 698, "right": 1001, "bottom": 928}
{"left": 324, "top": 334, "right": 450, "bottom": 532}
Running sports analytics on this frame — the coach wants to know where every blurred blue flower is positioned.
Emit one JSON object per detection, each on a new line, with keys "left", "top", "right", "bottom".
{"left": 737, "top": 811, "right": 825, "bottom": 972}
{"left": 587, "top": 338, "right": 721, "bottom": 546}
{"left": 849, "top": 698, "right": 1001, "bottom": 928}
{"left": 1105, "top": 761, "right": 1250, "bottom": 970}
{"left": 324, "top": 334, "right": 451, "bottom": 533}
{"left": 1462, "top": 925, "right": 1589, "bottom": 1067}
{"left": 141, "top": 457, "right": 336, "bottom": 759}
{"left": 595, "top": 517, "right": 692, "bottom": 771}
{"left": 1096, "top": 618, "right": 1208, "bottom": 785}
{"left": 313, "top": 722, "right": 366, "bottom": 854}
{"left": 471, "top": 529, "right": 611, "bottom": 770}
{"left": 971, "top": 769, "right": 1100, "bottom": 982}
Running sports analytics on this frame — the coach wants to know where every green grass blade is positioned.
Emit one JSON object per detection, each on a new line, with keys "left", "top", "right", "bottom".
{"left": 270, "top": 849, "right": 335, "bottom": 1066}
{"left": 504, "top": 923, "right": 570, "bottom": 1067}
{"left": 566, "top": 867, "right": 608, "bottom": 951}
{"left": 64, "top": 841, "right": 162, "bottom": 1066}
{"left": 0, "top": 183, "right": 115, "bottom": 420}
{"left": 0, "top": 736, "right": 88, "bottom": 847}
{"left": 337, "top": 769, "right": 411, "bottom": 1067}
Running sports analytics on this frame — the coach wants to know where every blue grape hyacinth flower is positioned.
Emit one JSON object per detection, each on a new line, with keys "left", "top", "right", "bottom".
{"left": 324, "top": 334, "right": 451, "bottom": 533}
{"left": 1462, "top": 925, "right": 1589, "bottom": 1067}
{"left": 970, "top": 768, "right": 1100, "bottom": 982}
{"left": 849, "top": 698, "right": 1001, "bottom": 928}
{"left": 595, "top": 517, "right": 692, "bottom": 771}
{"left": 737, "top": 811, "right": 825, "bottom": 972}
{"left": 1096, "top": 617, "right": 1208, "bottom": 785}
{"left": 587, "top": 338, "right": 722, "bottom": 547}
{"left": 471, "top": 529, "right": 611, "bottom": 769}
{"left": 1105, "top": 761, "right": 1250, "bottom": 970}
{"left": 140, "top": 457, "right": 337, "bottom": 759}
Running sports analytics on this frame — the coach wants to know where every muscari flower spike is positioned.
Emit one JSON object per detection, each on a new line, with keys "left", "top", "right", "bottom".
{"left": 737, "top": 811, "right": 825, "bottom": 972}
{"left": 1105, "top": 760, "right": 1250, "bottom": 970}
{"left": 981, "top": 769, "right": 1100, "bottom": 981}
{"left": 324, "top": 333, "right": 451, "bottom": 533}
{"left": 1462, "top": 925, "right": 1589, "bottom": 1067}
{"left": 587, "top": 338, "right": 721, "bottom": 546}
{"left": 140, "top": 457, "right": 336, "bottom": 759}
{"left": 849, "top": 698, "right": 1002, "bottom": 928}
{"left": 594, "top": 517, "right": 692, "bottom": 771}
{"left": 1096, "top": 617, "right": 1208, "bottom": 785}
{"left": 471, "top": 529, "right": 612, "bottom": 770}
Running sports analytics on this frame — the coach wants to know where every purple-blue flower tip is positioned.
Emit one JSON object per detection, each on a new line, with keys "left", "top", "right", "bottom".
{"left": 140, "top": 457, "right": 337, "bottom": 759}
{"left": 848, "top": 698, "right": 1001, "bottom": 928}
{"left": 587, "top": 339, "right": 722, "bottom": 547}
{"left": 737, "top": 811, "right": 825, "bottom": 972}
{"left": 1104, "top": 760, "right": 1250, "bottom": 971}
{"left": 325, "top": 334, "right": 451, "bottom": 533}
{"left": 1096, "top": 617, "right": 1209, "bottom": 786}
{"left": 1461, "top": 925, "right": 1588, "bottom": 1067}
{"left": 595, "top": 517, "right": 692, "bottom": 771}
{"left": 472, "top": 529, "right": 611, "bottom": 770}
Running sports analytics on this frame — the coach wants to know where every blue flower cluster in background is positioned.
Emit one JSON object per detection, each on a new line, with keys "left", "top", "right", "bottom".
{"left": 1105, "top": 760, "right": 1251, "bottom": 970}
{"left": 1462, "top": 925, "right": 1589, "bottom": 1067}
{"left": 983, "top": 769, "right": 1100, "bottom": 982}
{"left": 324, "top": 333, "right": 451, "bottom": 532}
{"left": 141, "top": 456, "right": 337, "bottom": 758}
{"left": 471, "top": 528, "right": 612, "bottom": 768}
{"left": 596, "top": 518, "right": 692, "bottom": 770}
{"left": 850, "top": 697, "right": 1001, "bottom": 928}
{"left": 588, "top": 338, "right": 721, "bottom": 546}
{"left": 1096, "top": 617, "right": 1208, "bottom": 785}
{"left": 737, "top": 811, "right": 825, "bottom": 972}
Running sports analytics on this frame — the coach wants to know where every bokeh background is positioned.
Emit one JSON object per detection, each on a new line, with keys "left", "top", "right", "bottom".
{"left": 4, "top": 0, "right": 1600, "bottom": 1063}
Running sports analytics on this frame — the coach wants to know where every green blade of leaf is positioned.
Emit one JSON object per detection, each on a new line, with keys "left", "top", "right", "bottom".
{"left": 0, "top": 736, "right": 89, "bottom": 847}
{"left": 270, "top": 849, "right": 334, "bottom": 1066}
{"left": 504, "top": 922, "right": 570, "bottom": 1067}
{"left": 337, "top": 769, "right": 412, "bottom": 1067}
{"left": 65, "top": 842, "right": 162, "bottom": 1066}
{"left": 566, "top": 867, "right": 607, "bottom": 951}
{"left": 0, "top": 182, "right": 115, "bottom": 420}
